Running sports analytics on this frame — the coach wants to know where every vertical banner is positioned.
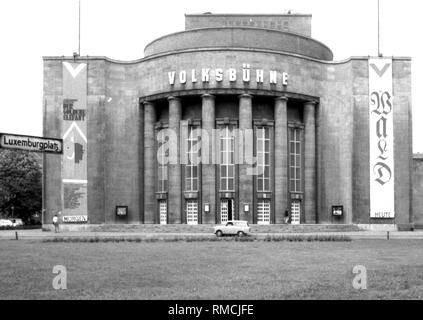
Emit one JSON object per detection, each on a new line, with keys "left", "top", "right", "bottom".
{"left": 61, "top": 62, "right": 88, "bottom": 223}
{"left": 368, "top": 57, "right": 395, "bottom": 218}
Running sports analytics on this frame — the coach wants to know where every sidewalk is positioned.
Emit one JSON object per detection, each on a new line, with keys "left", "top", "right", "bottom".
{"left": 2, "top": 229, "right": 423, "bottom": 240}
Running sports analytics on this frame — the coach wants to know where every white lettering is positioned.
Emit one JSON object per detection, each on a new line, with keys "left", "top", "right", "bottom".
{"left": 242, "top": 63, "right": 250, "bottom": 82}
{"left": 52, "top": 265, "right": 67, "bottom": 290}
{"left": 62, "top": 215, "right": 88, "bottom": 223}
{"left": 215, "top": 68, "right": 223, "bottom": 82}
{"left": 256, "top": 69, "right": 264, "bottom": 83}
{"left": 202, "top": 68, "right": 210, "bottom": 82}
{"left": 352, "top": 265, "right": 367, "bottom": 290}
{"left": 168, "top": 72, "right": 176, "bottom": 85}
{"left": 179, "top": 70, "right": 186, "bottom": 84}
{"left": 228, "top": 68, "right": 237, "bottom": 82}
{"left": 168, "top": 304, "right": 202, "bottom": 317}
{"left": 166, "top": 67, "right": 289, "bottom": 86}
{"left": 269, "top": 70, "right": 277, "bottom": 84}
{"left": 282, "top": 72, "right": 289, "bottom": 85}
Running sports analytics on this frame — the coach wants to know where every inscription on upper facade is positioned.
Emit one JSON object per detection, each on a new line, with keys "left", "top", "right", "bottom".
{"left": 168, "top": 64, "right": 288, "bottom": 86}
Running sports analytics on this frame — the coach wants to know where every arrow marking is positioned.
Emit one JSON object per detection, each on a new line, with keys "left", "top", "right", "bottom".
{"left": 63, "top": 122, "right": 87, "bottom": 143}
{"left": 370, "top": 63, "right": 391, "bottom": 78}
{"left": 63, "top": 62, "right": 87, "bottom": 79}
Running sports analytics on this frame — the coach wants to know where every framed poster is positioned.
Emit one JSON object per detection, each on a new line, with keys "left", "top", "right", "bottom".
{"left": 116, "top": 206, "right": 128, "bottom": 217}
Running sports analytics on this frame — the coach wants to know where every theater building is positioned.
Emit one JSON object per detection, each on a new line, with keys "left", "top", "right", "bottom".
{"left": 42, "top": 13, "right": 415, "bottom": 229}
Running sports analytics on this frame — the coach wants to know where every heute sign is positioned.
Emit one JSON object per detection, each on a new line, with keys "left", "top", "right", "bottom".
{"left": 368, "top": 57, "right": 395, "bottom": 219}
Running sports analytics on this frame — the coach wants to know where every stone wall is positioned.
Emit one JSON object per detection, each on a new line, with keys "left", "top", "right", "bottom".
{"left": 413, "top": 155, "right": 423, "bottom": 228}
{"left": 42, "top": 50, "right": 412, "bottom": 226}
{"left": 144, "top": 28, "right": 332, "bottom": 61}
{"left": 185, "top": 14, "right": 312, "bottom": 37}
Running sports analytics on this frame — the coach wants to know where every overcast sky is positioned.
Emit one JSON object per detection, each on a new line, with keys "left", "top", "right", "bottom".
{"left": 0, "top": 0, "right": 421, "bottom": 152}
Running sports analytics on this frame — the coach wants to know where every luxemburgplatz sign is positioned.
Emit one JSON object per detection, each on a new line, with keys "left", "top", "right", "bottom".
{"left": 0, "top": 132, "right": 63, "bottom": 154}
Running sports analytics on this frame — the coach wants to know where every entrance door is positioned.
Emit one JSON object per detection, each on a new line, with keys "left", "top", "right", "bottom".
{"left": 186, "top": 200, "right": 198, "bottom": 225}
{"left": 220, "top": 199, "right": 234, "bottom": 223}
{"left": 290, "top": 200, "right": 301, "bottom": 225}
{"left": 257, "top": 200, "right": 271, "bottom": 225}
{"left": 159, "top": 200, "right": 167, "bottom": 225}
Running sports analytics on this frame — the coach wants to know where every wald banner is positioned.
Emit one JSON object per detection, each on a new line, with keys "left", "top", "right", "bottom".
{"left": 368, "top": 57, "right": 395, "bottom": 219}
{"left": 0, "top": 132, "right": 62, "bottom": 154}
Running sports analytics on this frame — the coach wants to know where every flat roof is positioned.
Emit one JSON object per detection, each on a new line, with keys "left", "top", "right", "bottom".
{"left": 185, "top": 13, "right": 312, "bottom": 17}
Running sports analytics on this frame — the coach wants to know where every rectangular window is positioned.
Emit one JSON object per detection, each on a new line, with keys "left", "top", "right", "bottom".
{"left": 157, "top": 130, "right": 168, "bottom": 192}
{"left": 185, "top": 125, "right": 200, "bottom": 192}
{"left": 219, "top": 125, "right": 235, "bottom": 192}
{"left": 256, "top": 126, "right": 271, "bottom": 192}
{"left": 289, "top": 127, "right": 302, "bottom": 192}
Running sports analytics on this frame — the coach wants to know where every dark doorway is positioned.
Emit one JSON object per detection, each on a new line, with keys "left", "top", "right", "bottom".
{"left": 228, "top": 199, "right": 233, "bottom": 221}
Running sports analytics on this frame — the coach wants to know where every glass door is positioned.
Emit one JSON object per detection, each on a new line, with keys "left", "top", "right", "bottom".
{"left": 186, "top": 200, "right": 198, "bottom": 225}
{"left": 290, "top": 200, "right": 301, "bottom": 225}
{"left": 257, "top": 200, "right": 271, "bottom": 225}
{"left": 159, "top": 200, "right": 167, "bottom": 225}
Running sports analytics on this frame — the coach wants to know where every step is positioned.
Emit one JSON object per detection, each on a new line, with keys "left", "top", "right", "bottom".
{"left": 90, "top": 224, "right": 363, "bottom": 233}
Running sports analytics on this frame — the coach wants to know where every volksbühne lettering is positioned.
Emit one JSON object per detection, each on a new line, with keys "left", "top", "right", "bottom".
{"left": 168, "top": 65, "right": 288, "bottom": 86}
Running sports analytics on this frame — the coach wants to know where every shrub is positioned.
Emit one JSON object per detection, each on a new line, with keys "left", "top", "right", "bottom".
{"left": 41, "top": 233, "right": 352, "bottom": 243}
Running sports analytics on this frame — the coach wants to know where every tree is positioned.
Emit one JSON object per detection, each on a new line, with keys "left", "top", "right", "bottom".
{"left": 0, "top": 149, "right": 42, "bottom": 222}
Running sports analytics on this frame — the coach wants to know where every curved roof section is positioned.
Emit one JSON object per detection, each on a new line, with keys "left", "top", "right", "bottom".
{"left": 144, "top": 27, "right": 333, "bottom": 61}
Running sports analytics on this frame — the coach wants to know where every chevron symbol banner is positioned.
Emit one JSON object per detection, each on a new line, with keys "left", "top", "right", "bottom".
{"left": 368, "top": 57, "right": 395, "bottom": 219}
{"left": 61, "top": 62, "right": 88, "bottom": 222}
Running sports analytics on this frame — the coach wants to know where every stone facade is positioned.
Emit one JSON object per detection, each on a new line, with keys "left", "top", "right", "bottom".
{"left": 413, "top": 154, "right": 423, "bottom": 228}
{"left": 185, "top": 13, "right": 312, "bottom": 37}
{"left": 42, "top": 13, "right": 414, "bottom": 228}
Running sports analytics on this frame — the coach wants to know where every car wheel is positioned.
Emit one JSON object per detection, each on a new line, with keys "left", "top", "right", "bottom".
{"left": 216, "top": 230, "right": 223, "bottom": 237}
{"left": 237, "top": 231, "right": 245, "bottom": 237}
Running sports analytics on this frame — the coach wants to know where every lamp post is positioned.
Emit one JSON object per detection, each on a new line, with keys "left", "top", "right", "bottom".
{"left": 9, "top": 193, "right": 16, "bottom": 219}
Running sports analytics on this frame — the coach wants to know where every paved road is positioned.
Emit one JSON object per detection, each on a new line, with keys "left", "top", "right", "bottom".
{"left": 1, "top": 229, "right": 423, "bottom": 240}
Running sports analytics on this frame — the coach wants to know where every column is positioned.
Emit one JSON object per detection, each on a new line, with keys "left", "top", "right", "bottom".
{"left": 239, "top": 94, "right": 253, "bottom": 222}
{"left": 168, "top": 96, "right": 182, "bottom": 224}
{"left": 201, "top": 94, "right": 216, "bottom": 224}
{"left": 304, "top": 101, "right": 317, "bottom": 224}
{"left": 139, "top": 101, "right": 144, "bottom": 223}
{"left": 144, "top": 101, "right": 156, "bottom": 224}
{"left": 274, "top": 96, "right": 288, "bottom": 224}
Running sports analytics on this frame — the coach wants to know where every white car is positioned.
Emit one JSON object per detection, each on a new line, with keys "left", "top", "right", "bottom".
{"left": 11, "top": 219, "right": 24, "bottom": 227}
{"left": 0, "top": 219, "right": 13, "bottom": 227}
{"left": 214, "top": 220, "right": 251, "bottom": 237}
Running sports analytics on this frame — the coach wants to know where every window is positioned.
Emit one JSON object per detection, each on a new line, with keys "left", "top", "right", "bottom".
{"left": 185, "top": 125, "right": 200, "bottom": 192}
{"left": 219, "top": 125, "right": 235, "bottom": 191}
{"left": 157, "top": 130, "right": 168, "bottom": 192}
{"left": 289, "top": 127, "right": 302, "bottom": 192}
{"left": 256, "top": 126, "right": 271, "bottom": 192}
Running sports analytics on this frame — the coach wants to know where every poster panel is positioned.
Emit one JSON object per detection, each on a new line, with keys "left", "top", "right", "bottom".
{"left": 61, "top": 62, "right": 88, "bottom": 223}
{"left": 368, "top": 57, "right": 395, "bottom": 218}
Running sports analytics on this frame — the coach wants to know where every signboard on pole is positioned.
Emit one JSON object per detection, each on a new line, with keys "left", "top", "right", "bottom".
{"left": 0, "top": 132, "right": 62, "bottom": 154}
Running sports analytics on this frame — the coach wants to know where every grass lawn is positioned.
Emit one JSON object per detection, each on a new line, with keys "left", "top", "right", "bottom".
{"left": 0, "top": 240, "right": 422, "bottom": 299}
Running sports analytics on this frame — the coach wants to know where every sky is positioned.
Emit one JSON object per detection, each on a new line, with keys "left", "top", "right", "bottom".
{"left": 0, "top": 0, "right": 421, "bottom": 152}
